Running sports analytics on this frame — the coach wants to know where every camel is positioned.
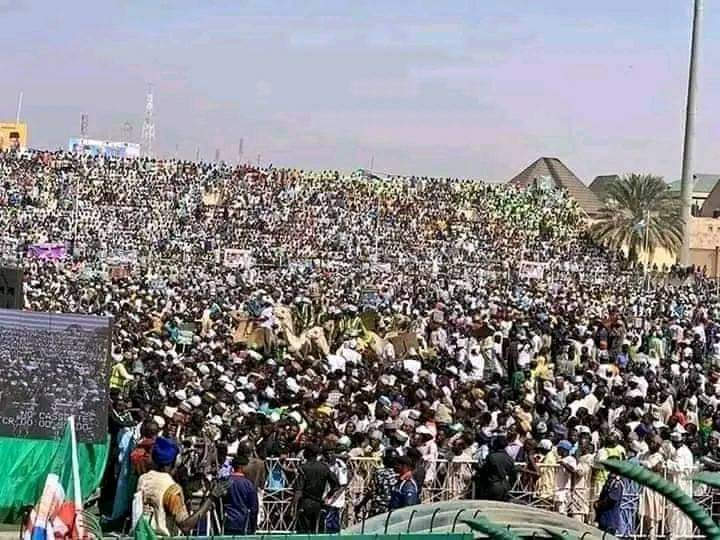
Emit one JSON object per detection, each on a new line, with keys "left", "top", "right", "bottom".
{"left": 273, "top": 305, "right": 330, "bottom": 358}
{"left": 272, "top": 304, "right": 429, "bottom": 360}
{"left": 231, "top": 315, "right": 273, "bottom": 352}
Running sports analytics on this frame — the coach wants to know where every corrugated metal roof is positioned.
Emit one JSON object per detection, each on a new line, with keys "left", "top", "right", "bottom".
{"left": 508, "top": 157, "right": 603, "bottom": 215}
{"left": 668, "top": 174, "right": 720, "bottom": 194}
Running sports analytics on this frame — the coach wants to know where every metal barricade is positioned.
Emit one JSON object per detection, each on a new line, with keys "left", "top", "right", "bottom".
{"left": 252, "top": 458, "right": 720, "bottom": 540}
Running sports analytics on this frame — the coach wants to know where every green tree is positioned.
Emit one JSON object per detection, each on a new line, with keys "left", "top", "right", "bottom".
{"left": 590, "top": 173, "right": 683, "bottom": 261}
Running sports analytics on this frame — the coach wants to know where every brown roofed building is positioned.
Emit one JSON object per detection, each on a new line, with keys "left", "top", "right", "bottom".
{"left": 701, "top": 182, "right": 720, "bottom": 218}
{"left": 668, "top": 174, "right": 720, "bottom": 212}
{"left": 508, "top": 157, "right": 603, "bottom": 215}
{"left": 589, "top": 174, "right": 620, "bottom": 201}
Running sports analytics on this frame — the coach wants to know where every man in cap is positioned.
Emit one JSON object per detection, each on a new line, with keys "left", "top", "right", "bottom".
{"left": 666, "top": 432, "right": 693, "bottom": 538}
{"left": 136, "top": 437, "right": 226, "bottom": 535}
{"left": 701, "top": 431, "right": 720, "bottom": 470}
{"left": 638, "top": 435, "right": 665, "bottom": 540}
{"left": 592, "top": 431, "right": 625, "bottom": 498}
{"left": 109, "top": 352, "right": 134, "bottom": 392}
{"left": 554, "top": 440, "right": 577, "bottom": 515}
{"left": 321, "top": 435, "right": 349, "bottom": 533}
{"left": 389, "top": 456, "right": 420, "bottom": 510}
{"left": 355, "top": 449, "right": 398, "bottom": 518}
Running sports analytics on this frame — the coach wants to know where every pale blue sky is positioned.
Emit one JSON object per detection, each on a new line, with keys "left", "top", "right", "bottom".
{"left": 2, "top": 1, "right": 718, "bottom": 182}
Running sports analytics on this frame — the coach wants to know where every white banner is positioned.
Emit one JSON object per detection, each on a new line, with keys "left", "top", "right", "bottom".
{"left": 519, "top": 260, "right": 547, "bottom": 280}
{"left": 223, "top": 248, "right": 253, "bottom": 269}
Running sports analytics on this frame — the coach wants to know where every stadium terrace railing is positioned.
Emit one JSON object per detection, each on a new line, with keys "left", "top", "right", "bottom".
{"left": 249, "top": 458, "right": 716, "bottom": 539}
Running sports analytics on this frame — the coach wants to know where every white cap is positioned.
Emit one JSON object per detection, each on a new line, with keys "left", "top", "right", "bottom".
{"left": 179, "top": 401, "right": 192, "bottom": 413}
{"left": 416, "top": 425, "right": 433, "bottom": 437}
{"left": 189, "top": 395, "right": 202, "bottom": 407}
{"left": 238, "top": 403, "right": 254, "bottom": 415}
{"left": 163, "top": 406, "right": 177, "bottom": 418}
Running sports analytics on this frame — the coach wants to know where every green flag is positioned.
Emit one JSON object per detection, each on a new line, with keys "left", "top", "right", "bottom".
{"left": 0, "top": 420, "right": 108, "bottom": 523}
{"left": 23, "top": 419, "right": 83, "bottom": 540}
{"left": 134, "top": 516, "right": 158, "bottom": 540}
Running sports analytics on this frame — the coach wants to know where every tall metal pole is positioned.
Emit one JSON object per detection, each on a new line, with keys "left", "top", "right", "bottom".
{"left": 15, "top": 92, "right": 23, "bottom": 124}
{"left": 679, "top": 0, "right": 703, "bottom": 266}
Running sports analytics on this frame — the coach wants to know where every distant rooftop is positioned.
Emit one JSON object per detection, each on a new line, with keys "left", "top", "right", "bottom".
{"left": 589, "top": 174, "right": 620, "bottom": 199}
{"left": 508, "top": 157, "right": 603, "bottom": 215}
{"left": 668, "top": 174, "right": 720, "bottom": 194}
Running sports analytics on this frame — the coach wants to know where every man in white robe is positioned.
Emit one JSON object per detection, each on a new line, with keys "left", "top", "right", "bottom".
{"left": 639, "top": 437, "right": 665, "bottom": 540}
{"left": 666, "top": 432, "right": 694, "bottom": 539}
{"left": 570, "top": 439, "right": 595, "bottom": 522}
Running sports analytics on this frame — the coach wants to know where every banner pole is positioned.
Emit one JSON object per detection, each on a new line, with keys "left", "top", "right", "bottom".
{"left": 68, "top": 416, "right": 83, "bottom": 512}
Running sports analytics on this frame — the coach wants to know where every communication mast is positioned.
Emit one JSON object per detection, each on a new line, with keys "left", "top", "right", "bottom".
{"left": 122, "top": 121, "right": 133, "bottom": 142}
{"left": 140, "top": 86, "right": 155, "bottom": 157}
{"left": 80, "top": 114, "right": 88, "bottom": 140}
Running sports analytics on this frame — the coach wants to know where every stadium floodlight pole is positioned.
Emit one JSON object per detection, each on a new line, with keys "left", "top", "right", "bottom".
{"left": 15, "top": 91, "right": 23, "bottom": 124}
{"left": 679, "top": 0, "right": 703, "bottom": 266}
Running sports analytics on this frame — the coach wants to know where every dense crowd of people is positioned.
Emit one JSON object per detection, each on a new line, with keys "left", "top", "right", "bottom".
{"left": 3, "top": 149, "right": 720, "bottom": 538}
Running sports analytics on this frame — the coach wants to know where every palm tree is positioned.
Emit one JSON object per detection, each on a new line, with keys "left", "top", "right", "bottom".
{"left": 590, "top": 173, "right": 683, "bottom": 262}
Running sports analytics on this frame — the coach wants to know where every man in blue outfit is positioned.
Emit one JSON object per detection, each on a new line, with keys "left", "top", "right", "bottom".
{"left": 389, "top": 456, "right": 420, "bottom": 510}
{"left": 595, "top": 470, "right": 624, "bottom": 535}
{"left": 223, "top": 455, "right": 259, "bottom": 535}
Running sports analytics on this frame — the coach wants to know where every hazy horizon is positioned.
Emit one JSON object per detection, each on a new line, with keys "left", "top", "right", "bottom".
{"left": 2, "top": 0, "right": 718, "bottom": 183}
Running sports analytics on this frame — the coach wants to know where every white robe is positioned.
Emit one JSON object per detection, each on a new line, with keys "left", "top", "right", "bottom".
{"left": 570, "top": 453, "right": 594, "bottom": 518}
{"left": 639, "top": 451, "right": 665, "bottom": 540}
{"left": 666, "top": 445, "right": 694, "bottom": 538}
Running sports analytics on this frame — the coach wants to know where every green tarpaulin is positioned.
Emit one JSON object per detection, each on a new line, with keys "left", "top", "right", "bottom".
{"left": 133, "top": 516, "right": 474, "bottom": 540}
{"left": 0, "top": 436, "right": 109, "bottom": 523}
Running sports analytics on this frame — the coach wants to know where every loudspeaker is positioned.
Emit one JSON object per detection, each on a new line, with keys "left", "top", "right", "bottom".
{"left": 0, "top": 267, "right": 23, "bottom": 310}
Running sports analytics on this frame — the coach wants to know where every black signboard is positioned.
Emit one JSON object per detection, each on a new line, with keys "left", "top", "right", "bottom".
{"left": 0, "top": 267, "right": 23, "bottom": 310}
{"left": 0, "top": 309, "right": 111, "bottom": 442}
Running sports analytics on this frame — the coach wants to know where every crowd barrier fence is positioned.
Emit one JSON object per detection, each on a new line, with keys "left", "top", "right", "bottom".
{"left": 247, "top": 458, "right": 717, "bottom": 540}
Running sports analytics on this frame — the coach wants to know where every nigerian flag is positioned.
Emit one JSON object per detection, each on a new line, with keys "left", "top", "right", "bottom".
{"left": 5, "top": 417, "right": 108, "bottom": 539}
{"left": 21, "top": 418, "right": 96, "bottom": 540}
{"left": 0, "top": 424, "right": 108, "bottom": 524}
